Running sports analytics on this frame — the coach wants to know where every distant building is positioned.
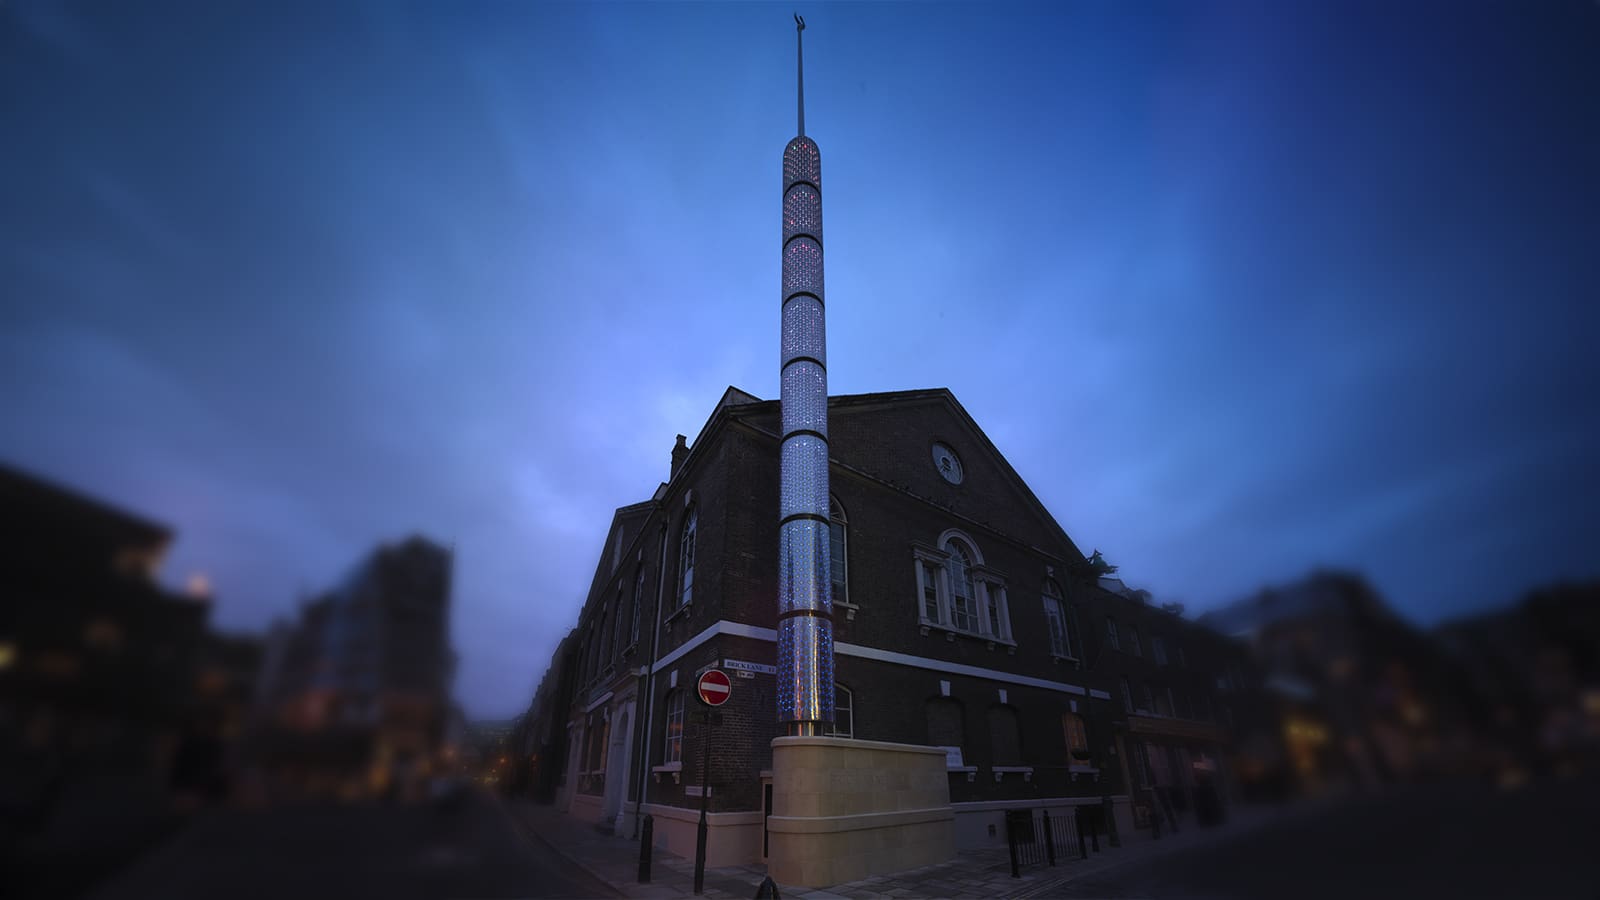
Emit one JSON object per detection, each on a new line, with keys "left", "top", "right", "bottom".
{"left": 250, "top": 536, "right": 455, "bottom": 802}
{"left": 1, "top": 464, "right": 212, "bottom": 787}
{"left": 1435, "top": 581, "right": 1600, "bottom": 779}
{"left": 518, "top": 388, "right": 1258, "bottom": 865}
{"left": 0, "top": 463, "right": 260, "bottom": 894}
{"left": 1201, "top": 571, "right": 1478, "bottom": 795}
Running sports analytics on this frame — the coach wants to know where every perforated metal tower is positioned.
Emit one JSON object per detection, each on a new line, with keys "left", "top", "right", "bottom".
{"left": 776, "top": 15, "right": 834, "bottom": 737}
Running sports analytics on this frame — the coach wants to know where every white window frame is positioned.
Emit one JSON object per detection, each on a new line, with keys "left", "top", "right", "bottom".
{"left": 829, "top": 683, "right": 854, "bottom": 738}
{"left": 946, "top": 542, "right": 978, "bottom": 632}
{"left": 913, "top": 545, "right": 949, "bottom": 627}
{"left": 664, "top": 689, "right": 684, "bottom": 764}
{"left": 977, "top": 577, "right": 1011, "bottom": 642}
{"left": 676, "top": 508, "right": 696, "bottom": 611}
{"left": 1042, "top": 580, "right": 1073, "bottom": 659}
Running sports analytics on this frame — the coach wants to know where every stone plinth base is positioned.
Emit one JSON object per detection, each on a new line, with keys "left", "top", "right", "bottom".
{"left": 768, "top": 736, "right": 954, "bottom": 887}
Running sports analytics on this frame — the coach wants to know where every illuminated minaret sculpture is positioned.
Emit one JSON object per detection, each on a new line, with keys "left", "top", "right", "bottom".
{"left": 776, "top": 13, "right": 834, "bottom": 737}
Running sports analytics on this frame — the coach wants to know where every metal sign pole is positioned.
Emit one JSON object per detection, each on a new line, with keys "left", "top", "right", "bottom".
{"left": 694, "top": 715, "right": 710, "bottom": 894}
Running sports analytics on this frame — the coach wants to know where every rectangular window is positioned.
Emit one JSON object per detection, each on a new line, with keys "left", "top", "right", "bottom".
{"left": 830, "top": 685, "right": 854, "bottom": 738}
{"left": 985, "top": 584, "right": 1001, "bottom": 637}
{"left": 1155, "top": 687, "right": 1172, "bottom": 717}
{"left": 1120, "top": 676, "right": 1134, "bottom": 713}
{"left": 664, "top": 691, "right": 684, "bottom": 764}
{"left": 1141, "top": 684, "right": 1155, "bottom": 713}
{"left": 630, "top": 569, "right": 645, "bottom": 646}
{"left": 1106, "top": 618, "right": 1120, "bottom": 651}
{"left": 829, "top": 519, "right": 847, "bottom": 605}
{"left": 1152, "top": 635, "right": 1167, "bottom": 666}
{"left": 1176, "top": 645, "right": 1186, "bottom": 668}
{"left": 1063, "top": 713, "right": 1088, "bottom": 754}
{"left": 951, "top": 588, "right": 975, "bottom": 632}
{"left": 921, "top": 561, "right": 941, "bottom": 622}
{"left": 1044, "top": 597, "right": 1069, "bottom": 657}
{"left": 1128, "top": 626, "right": 1143, "bottom": 658}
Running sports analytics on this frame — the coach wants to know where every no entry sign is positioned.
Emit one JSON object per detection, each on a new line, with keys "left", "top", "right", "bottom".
{"left": 697, "top": 669, "right": 732, "bottom": 707}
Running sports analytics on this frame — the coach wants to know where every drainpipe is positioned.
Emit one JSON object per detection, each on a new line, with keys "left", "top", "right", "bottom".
{"left": 632, "top": 518, "right": 671, "bottom": 839}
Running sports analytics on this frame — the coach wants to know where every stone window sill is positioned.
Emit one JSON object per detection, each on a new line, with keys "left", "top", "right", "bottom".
{"left": 947, "top": 765, "right": 978, "bottom": 783}
{"left": 919, "top": 619, "right": 1017, "bottom": 649}
{"left": 835, "top": 601, "right": 859, "bottom": 622}
{"left": 652, "top": 762, "right": 682, "bottom": 784}
{"left": 664, "top": 603, "right": 692, "bottom": 627}
{"left": 992, "top": 766, "right": 1034, "bottom": 783}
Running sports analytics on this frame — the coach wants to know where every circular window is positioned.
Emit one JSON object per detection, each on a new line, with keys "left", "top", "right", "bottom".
{"left": 931, "top": 442, "right": 964, "bottom": 484}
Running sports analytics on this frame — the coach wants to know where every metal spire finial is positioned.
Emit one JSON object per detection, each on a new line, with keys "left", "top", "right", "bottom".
{"left": 795, "top": 14, "right": 806, "bottom": 136}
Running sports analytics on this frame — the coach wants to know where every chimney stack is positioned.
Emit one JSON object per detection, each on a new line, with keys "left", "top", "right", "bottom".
{"left": 670, "top": 434, "right": 689, "bottom": 479}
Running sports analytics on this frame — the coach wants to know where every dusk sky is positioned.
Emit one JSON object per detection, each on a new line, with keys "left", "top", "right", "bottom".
{"left": 3, "top": 1, "right": 1596, "bottom": 718}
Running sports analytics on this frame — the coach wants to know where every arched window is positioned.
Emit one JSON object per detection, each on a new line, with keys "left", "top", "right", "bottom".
{"left": 829, "top": 497, "right": 849, "bottom": 606}
{"left": 915, "top": 530, "right": 1008, "bottom": 638}
{"left": 664, "top": 690, "right": 685, "bottom": 764}
{"left": 829, "top": 683, "right": 854, "bottom": 738}
{"left": 629, "top": 566, "right": 646, "bottom": 647}
{"left": 1042, "top": 580, "right": 1071, "bottom": 659}
{"left": 943, "top": 536, "right": 977, "bottom": 632}
{"left": 676, "top": 508, "right": 697, "bottom": 610}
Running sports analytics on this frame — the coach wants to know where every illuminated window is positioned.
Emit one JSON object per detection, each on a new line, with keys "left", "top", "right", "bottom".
{"left": 664, "top": 690, "right": 684, "bottom": 764}
{"left": 1063, "top": 713, "right": 1089, "bottom": 755}
{"left": 676, "top": 508, "right": 696, "bottom": 610}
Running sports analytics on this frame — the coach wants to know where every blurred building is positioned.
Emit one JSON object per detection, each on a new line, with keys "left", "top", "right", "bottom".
{"left": 511, "top": 628, "right": 581, "bottom": 803}
{"left": 0, "top": 463, "right": 260, "bottom": 894}
{"left": 250, "top": 536, "right": 455, "bottom": 802}
{"left": 518, "top": 387, "right": 1259, "bottom": 865}
{"left": 1435, "top": 581, "right": 1600, "bottom": 780}
{"left": 1201, "top": 571, "right": 1479, "bottom": 796}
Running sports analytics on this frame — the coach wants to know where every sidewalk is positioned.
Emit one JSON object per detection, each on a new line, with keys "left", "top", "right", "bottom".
{"left": 502, "top": 798, "right": 1301, "bottom": 899}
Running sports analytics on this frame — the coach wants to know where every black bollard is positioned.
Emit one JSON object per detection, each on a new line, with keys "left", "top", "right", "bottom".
{"left": 1006, "top": 813, "right": 1020, "bottom": 878}
{"left": 638, "top": 814, "right": 654, "bottom": 883}
{"left": 1042, "top": 809, "right": 1056, "bottom": 866}
{"left": 754, "top": 875, "right": 782, "bottom": 899}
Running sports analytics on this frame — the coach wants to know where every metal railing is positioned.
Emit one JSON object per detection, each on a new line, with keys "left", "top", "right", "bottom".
{"left": 1005, "top": 805, "right": 1109, "bottom": 877}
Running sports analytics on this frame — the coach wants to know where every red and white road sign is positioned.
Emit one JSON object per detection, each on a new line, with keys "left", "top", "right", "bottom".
{"left": 697, "top": 669, "right": 732, "bottom": 707}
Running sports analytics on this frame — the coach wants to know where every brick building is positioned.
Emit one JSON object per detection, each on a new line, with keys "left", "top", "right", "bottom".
{"left": 523, "top": 386, "right": 1258, "bottom": 864}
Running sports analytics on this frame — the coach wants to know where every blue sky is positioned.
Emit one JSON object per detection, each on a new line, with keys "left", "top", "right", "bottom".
{"left": 3, "top": 1, "right": 1596, "bottom": 717}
